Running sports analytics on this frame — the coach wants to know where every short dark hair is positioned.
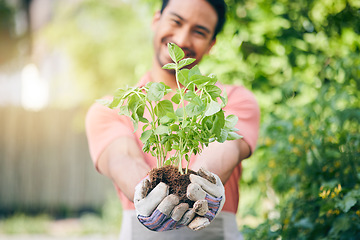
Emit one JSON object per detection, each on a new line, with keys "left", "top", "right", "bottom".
{"left": 160, "top": 0, "right": 227, "bottom": 39}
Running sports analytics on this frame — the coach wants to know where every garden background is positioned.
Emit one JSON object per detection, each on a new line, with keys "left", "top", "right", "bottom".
{"left": 0, "top": 0, "right": 359, "bottom": 239}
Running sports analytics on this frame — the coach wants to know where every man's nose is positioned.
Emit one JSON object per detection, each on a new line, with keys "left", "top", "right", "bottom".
{"left": 174, "top": 29, "right": 191, "bottom": 50}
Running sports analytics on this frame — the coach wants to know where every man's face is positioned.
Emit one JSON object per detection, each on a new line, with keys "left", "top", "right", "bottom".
{"left": 152, "top": 0, "right": 218, "bottom": 70}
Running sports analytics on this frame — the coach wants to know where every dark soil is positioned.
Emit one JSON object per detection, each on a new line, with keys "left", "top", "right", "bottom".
{"left": 147, "top": 165, "right": 196, "bottom": 207}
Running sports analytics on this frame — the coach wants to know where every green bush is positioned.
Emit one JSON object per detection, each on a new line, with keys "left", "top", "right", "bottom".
{"left": 205, "top": 0, "right": 360, "bottom": 239}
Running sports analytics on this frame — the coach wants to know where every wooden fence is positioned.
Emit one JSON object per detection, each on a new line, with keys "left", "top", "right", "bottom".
{"left": 0, "top": 107, "right": 114, "bottom": 214}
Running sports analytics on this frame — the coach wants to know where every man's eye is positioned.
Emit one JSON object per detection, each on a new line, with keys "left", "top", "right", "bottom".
{"left": 194, "top": 31, "right": 206, "bottom": 37}
{"left": 172, "top": 19, "right": 181, "bottom": 25}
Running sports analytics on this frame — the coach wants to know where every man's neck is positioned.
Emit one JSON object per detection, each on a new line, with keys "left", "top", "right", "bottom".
{"left": 149, "top": 58, "right": 178, "bottom": 91}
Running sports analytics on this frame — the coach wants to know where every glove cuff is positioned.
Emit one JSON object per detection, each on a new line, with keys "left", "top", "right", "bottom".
{"left": 204, "top": 194, "right": 223, "bottom": 221}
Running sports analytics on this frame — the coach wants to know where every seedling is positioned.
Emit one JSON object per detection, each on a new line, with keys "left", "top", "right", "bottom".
{"left": 100, "top": 43, "right": 242, "bottom": 174}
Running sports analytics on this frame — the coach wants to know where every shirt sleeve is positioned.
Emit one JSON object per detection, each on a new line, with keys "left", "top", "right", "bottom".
{"left": 85, "top": 100, "right": 135, "bottom": 170}
{"left": 224, "top": 85, "right": 260, "bottom": 154}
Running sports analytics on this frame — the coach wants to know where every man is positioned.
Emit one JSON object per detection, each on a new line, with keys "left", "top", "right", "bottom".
{"left": 85, "top": 0, "right": 260, "bottom": 239}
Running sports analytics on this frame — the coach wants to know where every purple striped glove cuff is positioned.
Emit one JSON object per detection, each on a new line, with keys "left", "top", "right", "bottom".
{"left": 138, "top": 209, "right": 180, "bottom": 232}
{"left": 204, "top": 194, "right": 222, "bottom": 221}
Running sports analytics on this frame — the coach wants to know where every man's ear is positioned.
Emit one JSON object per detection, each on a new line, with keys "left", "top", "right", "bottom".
{"left": 206, "top": 38, "right": 217, "bottom": 54}
{"left": 151, "top": 11, "right": 161, "bottom": 31}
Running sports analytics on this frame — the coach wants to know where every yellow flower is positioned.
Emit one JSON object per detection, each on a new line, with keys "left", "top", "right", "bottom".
{"left": 268, "top": 159, "right": 276, "bottom": 168}
{"left": 334, "top": 184, "right": 342, "bottom": 194}
{"left": 294, "top": 118, "right": 304, "bottom": 127}
{"left": 326, "top": 136, "right": 338, "bottom": 143}
{"left": 356, "top": 210, "right": 360, "bottom": 217}
{"left": 293, "top": 147, "right": 301, "bottom": 156}
{"left": 319, "top": 190, "right": 330, "bottom": 199}
{"left": 264, "top": 137, "right": 273, "bottom": 146}
{"left": 296, "top": 138, "right": 304, "bottom": 145}
{"left": 334, "top": 161, "right": 341, "bottom": 168}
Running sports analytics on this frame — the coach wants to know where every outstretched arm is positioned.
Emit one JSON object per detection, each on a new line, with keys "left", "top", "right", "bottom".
{"left": 191, "top": 138, "right": 250, "bottom": 184}
{"left": 97, "top": 136, "right": 151, "bottom": 201}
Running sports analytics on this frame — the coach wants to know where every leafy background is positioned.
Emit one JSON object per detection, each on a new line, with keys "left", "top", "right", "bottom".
{"left": 1, "top": 0, "right": 359, "bottom": 239}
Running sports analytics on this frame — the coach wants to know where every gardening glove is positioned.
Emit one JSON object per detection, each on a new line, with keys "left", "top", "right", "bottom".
{"left": 186, "top": 168, "right": 225, "bottom": 231}
{"left": 134, "top": 177, "right": 191, "bottom": 232}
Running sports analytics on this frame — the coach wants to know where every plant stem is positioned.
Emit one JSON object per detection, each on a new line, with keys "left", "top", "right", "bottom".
{"left": 175, "top": 67, "right": 189, "bottom": 174}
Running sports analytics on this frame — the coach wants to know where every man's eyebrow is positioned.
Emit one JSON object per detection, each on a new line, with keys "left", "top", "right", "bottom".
{"left": 169, "top": 12, "right": 211, "bottom": 34}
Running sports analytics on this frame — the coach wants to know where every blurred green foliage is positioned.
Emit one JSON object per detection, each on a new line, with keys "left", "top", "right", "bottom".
{"left": 44, "top": 0, "right": 360, "bottom": 239}
{"left": 43, "top": 0, "right": 153, "bottom": 105}
{"left": 0, "top": 0, "right": 17, "bottom": 65}
{"left": 206, "top": 0, "right": 359, "bottom": 239}
{"left": 0, "top": 213, "right": 51, "bottom": 234}
{"left": 0, "top": 193, "right": 122, "bottom": 235}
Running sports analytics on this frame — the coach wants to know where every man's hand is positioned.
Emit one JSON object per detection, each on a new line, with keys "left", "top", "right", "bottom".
{"left": 186, "top": 168, "right": 225, "bottom": 231}
{"left": 134, "top": 177, "right": 190, "bottom": 231}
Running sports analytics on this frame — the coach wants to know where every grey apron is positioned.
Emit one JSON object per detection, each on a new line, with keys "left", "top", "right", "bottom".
{"left": 119, "top": 210, "right": 244, "bottom": 240}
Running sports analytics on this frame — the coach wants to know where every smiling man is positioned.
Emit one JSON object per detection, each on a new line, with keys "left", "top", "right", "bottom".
{"left": 86, "top": 0, "right": 260, "bottom": 239}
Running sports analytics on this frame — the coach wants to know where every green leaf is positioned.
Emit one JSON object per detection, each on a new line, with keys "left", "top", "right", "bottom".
{"left": 182, "top": 120, "right": 190, "bottom": 128}
{"left": 201, "top": 116, "right": 213, "bottom": 131}
{"left": 178, "top": 129, "right": 186, "bottom": 138}
{"left": 185, "top": 97, "right": 205, "bottom": 117}
{"left": 220, "top": 88, "right": 228, "bottom": 107}
{"left": 186, "top": 103, "right": 205, "bottom": 117}
{"left": 329, "top": 216, "right": 351, "bottom": 236}
{"left": 168, "top": 42, "right": 185, "bottom": 63}
{"left": 164, "top": 139, "right": 173, "bottom": 151}
{"left": 178, "top": 58, "right": 196, "bottom": 69}
{"left": 118, "top": 105, "right": 130, "bottom": 117}
{"left": 155, "top": 125, "right": 170, "bottom": 135}
{"left": 162, "top": 63, "right": 177, "bottom": 70}
{"left": 114, "top": 88, "right": 127, "bottom": 98}
{"left": 205, "top": 85, "right": 222, "bottom": 100}
{"left": 170, "top": 124, "right": 179, "bottom": 131}
{"left": 225, "top": 115, "right": 239, "bottom": 129}
{"left": 147, "top": 82, "right": 166, "bottom": 101}
{"left": 205, "top": 100, "right": 221, "bottom": 116}
{"left": 128, "top": 94, "right": 141, "bottom": 112}
{"left": 154, "top": 100, "right": 174, "bottom": 118}
{"left": 190, "top": 75, "right": 212, "bottom": 89}
{"left": 136, "top": 103, "right": 145, "bottom": 119}
{"left": 160, "top": 115, "right": 174, "bottom": 125}
{"left": 227, "top": 132, "right": 243, "bottom": 140}
{"left": 189, "top": 65, "right": 202, "bottom": 79}
{"left": 145, "top": 82, "right": 153, "bottom": 88}
{"left": 207, "top": 73, "right": 218, "bottom": 82}
{"left": 294, "top": 218, "right": 314, "bottom": 229}
{"left": 139, "top": 116, "right": 148, "bottom": 123}
{"left": 142, "top": 141, "right": 150, "bottom": 153}
{"left": 211, "top": 111, "right": 225, "bottom": 138}
{"left": 130, "top": 113, "right": 139, "bottom": 132}
{"left": 140, "top": 130, "right": 153, "bottom": 143}
{"left": 184, "top": 90, "right": 197, "bottom": 101}
{"left": 171, "top": 93, "right": 181, "bottom": 104}
{"left": 337, "top": 193, "right": 358, "bottom": 213}
{"left": 218, "top": 129, "right": 229, "bottom": 143}
{"left": 108, "top": 97, "right": 121, "bottom": 108}
{"left": 142, "top": 123, "right": 150, "bottom": 131}
{"left": 96, "top": 99, "right": 112, "bottom": 106}
{"left": 178, "top": 69, "right": 190, "bottom": 87}
{"left": 175, "top": 108, "right": 184, "bottom": 118}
